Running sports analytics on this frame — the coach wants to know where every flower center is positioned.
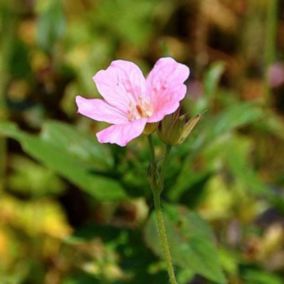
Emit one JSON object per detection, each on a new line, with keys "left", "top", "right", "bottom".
{"left": 128, "top": 97, "right": 153, "bottom": 121}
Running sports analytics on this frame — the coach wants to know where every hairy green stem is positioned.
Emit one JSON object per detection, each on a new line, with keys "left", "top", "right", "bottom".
{"left": 147, "top": 136, "right": 177, "bottom": 284}
{"left": 160, "top": 144, "right": 171, "bottom": 189}
{"left": 147, "top": 135, "right": 156, "bottom": 166}
{"left": 153, "top": 189, "right": 177, "bottom": 284}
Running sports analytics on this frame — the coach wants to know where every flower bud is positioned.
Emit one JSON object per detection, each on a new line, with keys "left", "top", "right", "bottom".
{"left": 158, "top": 110, "right": 201, "bottom": 145}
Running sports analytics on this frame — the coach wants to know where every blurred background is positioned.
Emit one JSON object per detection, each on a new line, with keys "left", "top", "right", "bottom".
{"left": 0, "top": 0, "right": 284, "bottom": 283}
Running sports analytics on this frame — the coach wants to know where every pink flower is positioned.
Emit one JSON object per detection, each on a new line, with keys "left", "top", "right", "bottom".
{"left": 267, "top": 63, "right": 284, "bottom": 88}
{"left": 76, "top": 57, "right": 190, "bottom": 146}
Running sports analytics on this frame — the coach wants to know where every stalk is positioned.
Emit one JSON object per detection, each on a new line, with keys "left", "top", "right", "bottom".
{"left": 147, "top": 136, "right": 177, "bottom": 284}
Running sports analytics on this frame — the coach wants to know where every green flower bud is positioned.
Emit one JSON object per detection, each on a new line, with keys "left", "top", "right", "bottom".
{"left": 158, "top": 110, "right": 201, "bottom": 145}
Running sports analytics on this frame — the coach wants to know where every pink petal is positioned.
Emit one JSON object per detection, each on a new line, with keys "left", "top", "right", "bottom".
{"left": 93, "top": 60, "right": 146, "bottom": 113}
{"left": 76, "top": 96, "right": 128, "bottom": 124}
{"left": 146, "top": 57, "right": 190, "bottom": 123}
{"left": 96, "top": 119, "right": 147, "bottom": 147}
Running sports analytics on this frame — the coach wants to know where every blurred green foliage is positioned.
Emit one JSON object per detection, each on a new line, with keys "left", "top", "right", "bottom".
{"left": 0, "top": 0, "right": 284, "bottom": 283}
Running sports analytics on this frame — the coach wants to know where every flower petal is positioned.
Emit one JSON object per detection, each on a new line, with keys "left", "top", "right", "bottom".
{"left": 76, "top": 96, "right": 127, "bottom": 124}
{"left": 96, "top": 119, "right": 147, "bottom": 147}
{"left": 93, "top": 60, "right": 146, "bottom": 112}
{"left": 146, "top": 57, "right": 190, "bottom": 123}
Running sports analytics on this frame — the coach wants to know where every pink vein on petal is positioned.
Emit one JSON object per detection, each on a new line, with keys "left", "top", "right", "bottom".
{"left": 146, "top": 57, "right": 190, "bottom": 123}
{"left": 93, "top": 60, "right": 146, "bottom": 112}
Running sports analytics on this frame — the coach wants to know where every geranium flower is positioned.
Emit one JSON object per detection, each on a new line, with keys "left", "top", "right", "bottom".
{"left": 76, "top": 57, "right": 190, "bottom": 146}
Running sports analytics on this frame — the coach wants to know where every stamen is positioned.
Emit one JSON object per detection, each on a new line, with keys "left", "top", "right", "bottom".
{"left": 127, "top": 99, "right": 153, "bottom": 121}
{"left": 136, "top": 105, "right": 144, "bottom": 116}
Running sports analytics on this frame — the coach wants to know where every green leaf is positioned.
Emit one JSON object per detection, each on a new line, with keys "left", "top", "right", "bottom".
{"left": 172, "top": 102, "right": 263, "bottom": 200}
{"left": 204, "top": 62, "right": 225, "bottom": 99}
{"left": 94, "top": 0, "right": 156, "bottom": 47}
{"left": 0, "top": 121, "right": 23, "bottom": 139}
{"left": 8, "top": 39, "right": 32, "bottom": 79}
{"left": 243, "top": 269, "right": 283, "bottom": 284}
{"left": 63, "top": 273, "right": 99, "bottom": 284}
{"left": 0, "top": 121, "right": 126, "bottom": 201}
{"left": 144, "top": 205, "right": 226, "bottom": 284}
{"left": 8, "top": 155, "right": 65, "bottom": 197}
{"left": 194, "top": 61, "right": 225, "bottom": 112}
{"left": 205, "top": 102, "right": 262, "bottom": 141}
{"left": 224, "top": 135, "right": 267, "bottom": 194}
{"left": 180, "top": 102, "right": 263, "bottom": 157}
{"left": 41, "top": 121, "right": 113, "bottom": 170}
{"left": 36, "top": 0, "right": 65, "bottom": 51}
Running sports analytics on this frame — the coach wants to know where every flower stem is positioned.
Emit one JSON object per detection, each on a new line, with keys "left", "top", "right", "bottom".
{"left": 147, "top": 136, "right": 177, "bottom": 284}
{"left": 147, "top": 135, "right": 156, "bottom": 166}
{"left": 153, "top": 189, "right": 177, "bottom": 284}
{"left": 160, "top": 144, "right": 171, "bottom": 188}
